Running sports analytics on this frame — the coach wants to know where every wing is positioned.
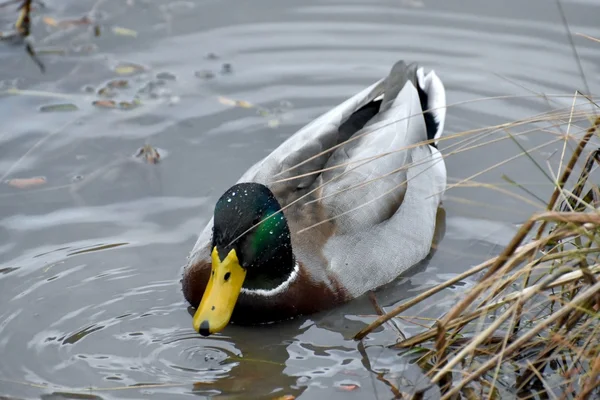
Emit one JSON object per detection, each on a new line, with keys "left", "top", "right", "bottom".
{"left": 314, "top": 77, "right": 447, "bottom": 297}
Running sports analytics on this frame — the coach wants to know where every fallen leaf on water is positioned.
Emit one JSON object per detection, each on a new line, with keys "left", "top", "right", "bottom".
{"left": 221, "top": 63, "right": 232, "bottom": 74}
{"left": 64, "top": 16, "right": 93, "bottom": 27}
{"left": 42, "top": 16, "right": 58, "bottom": 27}
{"left": 218, "top": 96, "right": 254, "bottom": 108}
{"left": 194, "top": 70, "right": 214, "bottom": 80}
{"left": 217, "top": 96, "right": 236, "bottom": 106}
{"left": 114, "top": 66, "right": 138, "bottom": 75}
{"left": 43, "top": 15, "right": 93, "bottom": 29}
{"left": 338, "top": 383, "right": 359, "bottom": 391}
{"left": 93, "top": 100, "right": 117, "bottom": 109}
{"left": 6, "top": 177, "right": 47, "bottom": 189}
{"left": 135, "top": 144, "right": 160, "bottom": 164}
{"left": 156, "top": 72, "right": 176, "bottom": 81}
{"left": 256, "top": 107, "right": 270, "bottom": 117}
{"left": 112, "top": 26, "right": 138, "bottom": 37}
{"left": 97, "top": 80, "right": 129, "bottom": 98}
{"left": 236, "top": 100, "right": 253, "bottom": 108}
{"left": 97, "top": 87, "right": 115, "bottom": 98}
{"left": 114, "top": 63, "right": 145, "bottom": 75}
{"left": 272, "top": 396, "right": 295, "bottom": 400}
{"left": 39, "top": 103, "right": 79, "bottom": 112}
{"left": 118, "top": 100, "right": 140, "bottom": 110}
{"left": 107, "top": 79, "right": 129, "bottom": 89}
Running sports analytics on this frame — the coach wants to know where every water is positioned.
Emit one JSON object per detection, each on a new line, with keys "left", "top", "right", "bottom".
{"left": 1, "top": 0, "right": 599, "bottom": 399}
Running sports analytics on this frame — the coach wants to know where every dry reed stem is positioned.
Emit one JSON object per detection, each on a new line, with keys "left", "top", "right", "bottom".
{"left": 576, "top": 33, "right": 600, "bottom": 44}
{"left": 433, "top": 218, "right": 536, "bottom": 359}
{"left": 576, "top": 348, "right": 600, "bottom": 400}
{"left": 354, "top": 253, "right": 500, "bottom": 340}
{"left": 404, "top": 263, "right": 599, "bottom": 350}
{"left": 536, "top": 117, "right": 600, "bottom": 238}
{"left": 440, "top": 280, "right": 600, "bottom": 399}
{"left": 430, "top": 266, "right": 577, "bottom": 385}
{"left": 355, "top": 229, "right": 580, "bottom": 341}
{"left": 356, "top": 112, "right": 600, "bottom": 398}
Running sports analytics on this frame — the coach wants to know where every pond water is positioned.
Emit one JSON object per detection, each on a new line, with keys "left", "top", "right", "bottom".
{"left": 1, "top": 0, "right": 599, "bottom": 399}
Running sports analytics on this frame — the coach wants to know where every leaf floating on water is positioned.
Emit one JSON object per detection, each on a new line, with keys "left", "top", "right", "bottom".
{"left": 114, "top": 66, "right": 138, "bottom": 75}
{"left": 97, "top": 87, "right": 114, "bottom": 98}
{"left": 6, "top": 176, "right": 47, "bottom": 189}
{"left": 217, "top": 96, "right": 236, "bottom": 106}
{"left": 118, "top": 100, "right": 140, "bottom": 110}
{"left": 218, "top": 96, "right": 254, "bottom": 108}
{"left": 112, "top": 26, "right": 138, "bottom": 37}
{"left": 107, "top": 79, "right": 129, "bottom": 89}
{"left": 221, "top": 63, "right": 232, "bottom": 74}
{"left": 93, "top": 100, "right": 117, "bottom": 109}
{"left": 236, "top": 100, "right": 253, "bottom": 108}
{"left": 43, "top": 15, "right": 93, "bottom": 29}
{"left": 39, "top": 103, "right": 78, "bottom": 112}
{"left": 135, "top": 144, "right": 160, "bottom": 164}
{"left": 97, "top": 80, "right": 129, "bottom": 98}
{"left": 114, "top": 63, "right": 145, "bottom": 75}
{"left": 338, "top": 383, "right": 359, "bottom": 391}
{"left": 194, "top": 70, "right": 214, "bottom": 80}
{"left": 65, "top": 16, "right": 93, "bottom": 27}
{"left": 256, "top": 107, "right": 270, "bottom": 117}
{"left": 272, "top": 396, "right": 295, "bottom": 400}
{"left": 42, "top": 16, "right": 59, "bottom": 27}
{"left": 156, "top": 72, "right": 176, "bottom": 81}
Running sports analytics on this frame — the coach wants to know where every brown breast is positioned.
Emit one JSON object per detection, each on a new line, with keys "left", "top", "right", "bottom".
{"left": 182, "top": 252, "right": 349, "bottom": 325}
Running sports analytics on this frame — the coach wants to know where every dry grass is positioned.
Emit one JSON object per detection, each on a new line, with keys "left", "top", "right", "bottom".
{"left": 0, "top": 0, "right": 46, "bottom": 71}
{"left": 354, "top": 115, "right": 600, "bottom": 399}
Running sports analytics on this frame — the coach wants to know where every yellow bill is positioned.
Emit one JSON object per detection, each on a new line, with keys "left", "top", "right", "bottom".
{"left": 193, "top": 247, "right": 246, "bottom": 336}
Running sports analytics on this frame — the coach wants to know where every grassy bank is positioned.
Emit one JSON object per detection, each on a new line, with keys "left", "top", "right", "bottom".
{"left": 356, "top": 115, "right": 600, "bottom": 399}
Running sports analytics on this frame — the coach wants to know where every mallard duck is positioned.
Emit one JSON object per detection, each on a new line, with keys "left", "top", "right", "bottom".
{"left": 182, "top": 60, "right": 447, "bottom": 336}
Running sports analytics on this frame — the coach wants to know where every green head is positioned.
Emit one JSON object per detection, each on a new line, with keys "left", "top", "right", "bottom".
{"left": 193, "top": 182, "right": 294, "bottom": 336}
{"left": 212, "top": 182, "right": 294, "bottom": 289}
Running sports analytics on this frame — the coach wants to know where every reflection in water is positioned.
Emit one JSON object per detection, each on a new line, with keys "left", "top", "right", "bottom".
{"left": 0, "top": 0, "right": 599, "bottom": 399}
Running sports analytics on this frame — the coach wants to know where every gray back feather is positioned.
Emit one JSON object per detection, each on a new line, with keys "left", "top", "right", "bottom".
{"left": 188, "top": 60, "right": 447, "bottom": 298}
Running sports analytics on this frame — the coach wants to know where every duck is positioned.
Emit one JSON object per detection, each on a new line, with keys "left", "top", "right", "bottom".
{"left": 182, "top": 60, "right": 447, "bottom": 336}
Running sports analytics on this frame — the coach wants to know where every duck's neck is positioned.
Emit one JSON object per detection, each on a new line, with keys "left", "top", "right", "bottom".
{"left": 241, "top": 259, "right": 300, "bottom": 297}
{"left": 240, "top": 239, "right": 296, "bottom": 293}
